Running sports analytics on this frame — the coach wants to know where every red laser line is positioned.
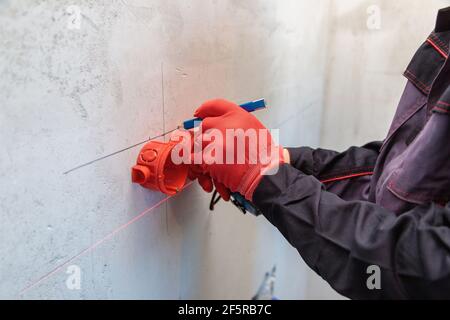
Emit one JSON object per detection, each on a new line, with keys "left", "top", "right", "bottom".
{"left": 18, "top": 182, "right": 194, "bottom": 297}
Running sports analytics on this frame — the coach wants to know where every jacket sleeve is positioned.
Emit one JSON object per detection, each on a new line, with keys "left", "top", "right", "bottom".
{"left": 287, "top": 142, "right": 381, "bottom": 202}
{"left": 253, "top": 164, "right": 450, "bottom": 300}
{"left": 287, "top": 141, "right": 381, "bottom": 178}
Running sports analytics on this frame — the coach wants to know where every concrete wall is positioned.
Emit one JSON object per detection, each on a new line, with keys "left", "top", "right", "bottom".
{"left": 0, "top": 0, "right": 330, "bottom": 299}
{"left": 306, "top": 0, "right": 449, "bottom": 300}
{"left": 321, "top": 0, "right": 449, "bottom": 151}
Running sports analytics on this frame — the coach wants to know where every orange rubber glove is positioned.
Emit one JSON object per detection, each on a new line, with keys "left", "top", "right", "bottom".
{"left": 183, "top": 130, "right": 231, "bottom": 201}
{"left": 188, "top": 164, "right": 231, "bottom": 201}
{"left": 192, "top": 99, "right": 284, "bottom": 201}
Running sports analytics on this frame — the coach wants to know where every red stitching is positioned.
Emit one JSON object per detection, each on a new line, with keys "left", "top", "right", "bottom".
{"left": 437, "top": 100, "right": 450, "bottom": 107}
{"left": 318, "top": 166, "right": 375, "bottom": 180}
{"left": 388, "top": 177, "right": 450, "bottom": 203}
{"left": 426, "top": 38, "right": 449, "bottom": 59}
{"left": 433, "top": 106, "right": 450, "bottom": 113}
{"left": 406, "top": 77, "right": 429, "bottom": 93}
{"left": 430, "top": 33, "right": 448, "bottom": 50}
{"left": 430, "top": 33, "right": 449, "bottom": 51}
{"left": 404, "top": 70, "right": 431, "bottom": 92}
{"left": 405, "top": 70, "right": 431, "bottom": 89}
{"left": 320, "top": 172, "right": 374, "bottom": 184}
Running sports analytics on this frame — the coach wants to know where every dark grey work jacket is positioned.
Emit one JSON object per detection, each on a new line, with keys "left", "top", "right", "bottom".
{"left": 253, "top": 7, "right": 450, "bottom": 299}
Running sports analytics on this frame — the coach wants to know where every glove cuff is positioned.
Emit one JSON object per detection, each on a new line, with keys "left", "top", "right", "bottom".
{"left": 240, "top": 147, "right": 285, "bottom": 201}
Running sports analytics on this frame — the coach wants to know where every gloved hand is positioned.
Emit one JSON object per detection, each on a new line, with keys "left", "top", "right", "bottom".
{"left": 188, "top": 164, "right": 231, "bottom": 201}
{"left": 191, "top": 99, "right": 284, "bottom": 201}
{"left": 177, "top": 130, "right": 231, "bottom": 201}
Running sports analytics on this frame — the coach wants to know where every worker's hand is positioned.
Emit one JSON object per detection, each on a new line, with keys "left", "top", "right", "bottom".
{"left": 181, "top": 130, "right": 231, "bottom": 201}
{"left": 188, "top": 165, "right": 231, "bottom": 201}
{"left": 188, "top": 149, "right": 289, "bottom": 201}
{"left": 192, "top": 99, "right": 284, "bottom": 201}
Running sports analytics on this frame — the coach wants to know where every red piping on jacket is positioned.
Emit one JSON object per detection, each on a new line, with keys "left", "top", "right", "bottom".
{"left": 426, "top": 38, "right": 449, "bottom": 59}
{"left": 320, "top": 171, "right": 374, "bottom": 184}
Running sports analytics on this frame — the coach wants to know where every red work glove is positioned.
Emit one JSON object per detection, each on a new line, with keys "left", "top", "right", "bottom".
{"left": 193, "top": 99, "right": 284, "bottom": 201}
{"left": 188, "top": 165, "right": 231, "bottom": 201}
{"left": 177, "top": 130, "right": 231, "bottom": 201}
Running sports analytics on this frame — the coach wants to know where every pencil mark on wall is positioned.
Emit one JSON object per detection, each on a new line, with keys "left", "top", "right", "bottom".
{"left": 274, "top": 100, "right": 318, "bottom": 128}
{"left": 70, "top": 93, "right": 88, "bottom": 120}
{"left": 81, "top": 13, "right": 99, "bottom": 31}
{"left": 161, "top": 61, "right": 169, "bottom": 236}
{"left": 161, "top": 62, "right": 166, "bottom": 139}
{"left": 62, "top": 128, "right": 177, "bottom": 175}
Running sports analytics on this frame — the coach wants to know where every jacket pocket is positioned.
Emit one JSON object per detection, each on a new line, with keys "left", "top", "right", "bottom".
{"left": 386, "top": 111, "right": 450, "bottom": 207}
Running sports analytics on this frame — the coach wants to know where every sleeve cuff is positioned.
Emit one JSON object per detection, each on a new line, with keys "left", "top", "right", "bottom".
{"left": 286, "top": 147, "right": 315, "bottom": 175}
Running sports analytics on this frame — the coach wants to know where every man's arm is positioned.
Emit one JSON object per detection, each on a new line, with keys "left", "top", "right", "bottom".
{"left": 286, "top": 142, "right": 381, "bottom": 201}
{"left": 253, "top": 164, "right": 450, "bottom": 299}
{"left": 287, "top": 142, "right": 381, "bottom": 178}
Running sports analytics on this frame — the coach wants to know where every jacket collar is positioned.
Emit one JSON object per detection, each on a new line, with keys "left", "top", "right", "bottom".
{"left": 435, "top": 7, "right": 450, "bottom": 32}
{"left": 403, "top": 8, "right": 450, "bottom": 96}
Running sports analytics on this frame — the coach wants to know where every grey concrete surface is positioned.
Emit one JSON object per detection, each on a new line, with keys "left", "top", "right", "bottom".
{"left": 0, "top": 0, "right": 329, "bottom": 299}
